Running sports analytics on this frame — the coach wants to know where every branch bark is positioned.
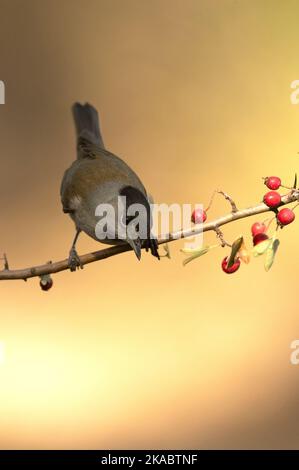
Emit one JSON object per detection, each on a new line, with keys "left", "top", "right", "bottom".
{"left": 1, "top": 190, "right": 298, "bottom": 281}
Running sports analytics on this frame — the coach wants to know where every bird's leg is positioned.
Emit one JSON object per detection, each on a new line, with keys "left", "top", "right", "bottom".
{"left": 68, "top": 230, "right": 83, "bottom": 271}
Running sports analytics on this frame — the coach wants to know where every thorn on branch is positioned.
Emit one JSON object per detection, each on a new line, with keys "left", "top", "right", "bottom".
{"left": 1, "top": 253, "right": 9, "bottom": 270}
{"left": 218, "top": 190, "right": 238, "bottom": 213}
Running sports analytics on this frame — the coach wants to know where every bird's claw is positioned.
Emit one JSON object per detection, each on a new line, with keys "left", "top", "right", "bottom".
{"left": 68, "top": 248, "right": 83, "bottom": 272}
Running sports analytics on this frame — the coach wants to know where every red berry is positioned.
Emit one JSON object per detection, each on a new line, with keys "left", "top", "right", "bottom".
{"left": 39, "top": 278, "right": 53, "bottom": 291}
{"left": 277, "top": 208, "right": 295, "bottom": 226}
{"left": 251, "top": 222, "right": 267, "bottom": 237}
{"left": 221, "top": 256, "right": 240, "bottom": 274}
{"left": 265, "top": 176, "right": 281, "bottom": 190}
{"left": 191, "top": 208, "right": 207, "bottom": 224}
{"left": 263, "top": 191, "right": 281, "bottom": 208}
{"left": 253, "top": 233, "right": 269, "bottom": 246}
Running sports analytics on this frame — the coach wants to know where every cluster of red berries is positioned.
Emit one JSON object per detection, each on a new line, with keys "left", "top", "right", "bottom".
{"left": 221, "top": 221, "right": 270, "bottom": 275}
{"left": 222, "top": 175, "right": 296, "bottom": 274}
{"left": 191, "top": 175, "right": 297, "bottom": 275}
{"left": 263, "top": 176, "right": 295, "bottom": 226}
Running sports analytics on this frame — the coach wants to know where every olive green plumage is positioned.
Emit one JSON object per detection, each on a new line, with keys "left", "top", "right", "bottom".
{"left": 60, "top": 102, "right": 159, "bottom": 268}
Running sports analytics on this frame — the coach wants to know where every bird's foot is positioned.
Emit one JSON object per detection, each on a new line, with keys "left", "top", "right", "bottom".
{"left": 68, "top": 247, "right": 83, "bottom": 272}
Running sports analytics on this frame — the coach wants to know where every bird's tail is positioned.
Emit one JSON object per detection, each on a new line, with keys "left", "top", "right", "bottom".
{"left": 72, "top": 102, "right": 105, "bottom": 148}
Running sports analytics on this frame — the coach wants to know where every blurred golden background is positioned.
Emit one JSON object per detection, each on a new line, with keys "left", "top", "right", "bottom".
{"left": 0, "top": 0, "right": 299, "bottom": 449}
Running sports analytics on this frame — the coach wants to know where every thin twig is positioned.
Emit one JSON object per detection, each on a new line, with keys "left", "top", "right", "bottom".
{"left": 214, "top": 227, "right": 231, "bottom": 247}
{"left": 217, "top": 190, "right": 238, "bottom": 213}
{"left": 0, "top": 190, "right": 298, "bottom": 281}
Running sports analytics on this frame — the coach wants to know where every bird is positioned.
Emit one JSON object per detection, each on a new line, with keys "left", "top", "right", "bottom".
{"left": 60, "top": 102, "right": 159, "bottom": 270}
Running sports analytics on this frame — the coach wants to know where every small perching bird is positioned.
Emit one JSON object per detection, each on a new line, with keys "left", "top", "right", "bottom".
{"left": 60, "top": 103, "right": 159, "bottom": 270}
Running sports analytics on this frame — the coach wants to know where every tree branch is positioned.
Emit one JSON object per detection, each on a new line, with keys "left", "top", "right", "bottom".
{"left": 1, "top": 190, "right": 298, "bottom": 281}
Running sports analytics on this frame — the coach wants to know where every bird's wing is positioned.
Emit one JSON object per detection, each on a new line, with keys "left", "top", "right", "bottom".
{"left": 60, "top": 155, "right": 147, "bottom": 213}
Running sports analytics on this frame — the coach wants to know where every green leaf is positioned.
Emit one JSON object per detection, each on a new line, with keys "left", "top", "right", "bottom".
{"left": 162, "top": 243, "right": 171, "bottom": 259}
{"left": 252, "top": 238, "right": 273, "bottom": 256}
{"left": 264, "top": 239, "right": 280, "bottom": 271}
{"left": 181, "top": 243, "right": 218, "bottom": 254}
{"left": 238, "top": 239, "right": 251, "bottom": 264}
{"left": 181, "top": 244, "right": 218, "bottom": 266}
{"left": 181, "top": 247, "right": 205, "bottom": 254}
{"left": 227, "top": 236, "right": 243, "bottom": 268}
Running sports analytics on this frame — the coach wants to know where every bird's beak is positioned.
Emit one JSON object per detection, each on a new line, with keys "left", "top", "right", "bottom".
{"left": 126, "top": 236, "right": 142, "bottom": 260}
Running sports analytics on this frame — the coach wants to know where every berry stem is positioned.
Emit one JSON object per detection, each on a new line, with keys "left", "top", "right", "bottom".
{"left": 205, "top": 189, "right": 217, "bottom": 212}
{"left": 263, "top": 216, "right": 276, "bottom": 230}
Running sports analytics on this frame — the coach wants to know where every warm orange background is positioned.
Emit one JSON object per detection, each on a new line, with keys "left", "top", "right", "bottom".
{"left": 0, "top": 0, "right": 299, "bottom": 449}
